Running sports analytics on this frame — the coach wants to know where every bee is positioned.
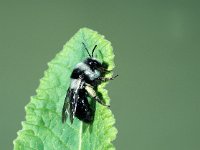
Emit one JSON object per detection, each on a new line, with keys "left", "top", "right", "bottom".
{"left": 62, "top": 42, "right": 118, "bottom": 124}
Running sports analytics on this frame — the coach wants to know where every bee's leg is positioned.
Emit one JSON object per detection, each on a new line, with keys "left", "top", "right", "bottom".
{"left": 85, "top": 84, "right": 110, "bottom": 107}
{"left": 94, "top": 95, "right": 110, "bottom": 107}
{"left": 98, "top": 75, "right": 118, "bottom": 82}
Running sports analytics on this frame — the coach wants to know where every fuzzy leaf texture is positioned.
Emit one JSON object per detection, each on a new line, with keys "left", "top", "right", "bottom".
{"left": 13, "top": 28, "right": 117, "bottom": 150}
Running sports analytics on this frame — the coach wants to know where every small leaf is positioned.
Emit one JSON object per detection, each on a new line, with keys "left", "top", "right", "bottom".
{"left": 13, "top": 28, "right": 117, "bottom": 150}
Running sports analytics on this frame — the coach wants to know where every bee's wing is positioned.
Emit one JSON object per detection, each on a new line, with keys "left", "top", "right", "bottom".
{"left": 62, "top": 89, "right": 71, "bottom": 123}
{"left": 69, "top": 89, "right": 79, "bottom": 124}
{"left": 62, "top": 78, "right": 84, "bottom": 124}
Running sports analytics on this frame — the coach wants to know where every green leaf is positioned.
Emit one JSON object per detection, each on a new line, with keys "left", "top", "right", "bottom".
{"left": 13, "top": 28, "right": 117, "bottom": 150}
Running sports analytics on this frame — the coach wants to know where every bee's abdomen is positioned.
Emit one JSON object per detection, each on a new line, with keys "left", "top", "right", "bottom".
{"left": 75, "top": 90, "right": 94, "bottom": 123}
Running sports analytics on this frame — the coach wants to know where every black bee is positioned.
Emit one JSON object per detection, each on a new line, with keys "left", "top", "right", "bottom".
{"left": 62, "top": 42, "right": 118, "bottom": 124}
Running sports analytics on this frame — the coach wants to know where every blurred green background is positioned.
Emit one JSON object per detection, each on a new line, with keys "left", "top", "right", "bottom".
{"left": 0, "top": 1, "right": 200, "bottom": 150}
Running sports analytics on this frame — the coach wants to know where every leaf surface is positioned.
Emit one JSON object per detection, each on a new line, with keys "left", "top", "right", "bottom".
{"left": 14, "top": 28, "right": 117, "bottom": 150}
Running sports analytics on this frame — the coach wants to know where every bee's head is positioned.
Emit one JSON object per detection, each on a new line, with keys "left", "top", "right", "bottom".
{"left": 84, "top": 58, "right": 102, "bottom": 71}
{"left": 82, "top": 42, "right": 110, "bottom": 73}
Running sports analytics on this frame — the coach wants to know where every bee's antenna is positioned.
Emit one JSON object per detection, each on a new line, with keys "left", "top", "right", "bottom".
{"left": 82, "top": 42, "right": 92, "bottom": 58}
{"left": 91, "top": 45, "right": 97, "bottom": 57}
